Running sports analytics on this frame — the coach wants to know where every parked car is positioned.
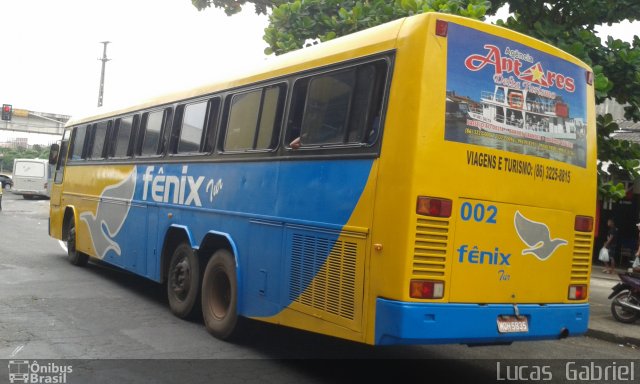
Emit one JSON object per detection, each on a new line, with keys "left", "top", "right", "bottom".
{"left": 0, "top": 174, "right": 13, "bottom": 189}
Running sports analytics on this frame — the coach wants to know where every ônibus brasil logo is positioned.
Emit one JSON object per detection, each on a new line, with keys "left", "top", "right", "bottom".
{"left": 7, "top": 360, "right": 72, "bottom": 384}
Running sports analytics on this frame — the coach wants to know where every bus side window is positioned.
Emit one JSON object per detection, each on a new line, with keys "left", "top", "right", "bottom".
{"left": 138, "top": 110, "right": 164, "bottom": 156}
{"left": 69, "top": 126, "right": 88, "bottom": 161}
{"left": 89, "top": 120, "right": 110, "bottom": 159}
{"left": 177, "top": 100, "right": 208, "bottom": 154}
{"left": 225, "top": 90, "right": 261, "bottom": 151}
{"left": 286, "top": 81, "right": 308, "bottom": 148}
{"left": 54, "top": 129, "right": 71, "bottom": 183}
{"left": 363, "top": 61, "right": 388, "bottom": 145}
{"left": 111, "top": 116, "right": 135, "bottom": 158}
{"left": 302, "top": 70, "right": 356, "bottom": 146}
{"left": 286, "top": 60, "right": 388, "bottom": 149}
{"left": 223, "top": 84, "right": 285, "bottom": 152}
{"left": 203, "top": 97, "right": 221, "bottom": 153}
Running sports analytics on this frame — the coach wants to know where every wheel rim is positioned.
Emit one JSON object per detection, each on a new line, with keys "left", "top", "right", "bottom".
{"left": 210, "top": 266, "right": 231, "bottom": 320}
{"left": 170, "top": 256, "right": 192, "bottom": 302}
{"left": 613, "top": 293, "right": 638, "bottom": 320}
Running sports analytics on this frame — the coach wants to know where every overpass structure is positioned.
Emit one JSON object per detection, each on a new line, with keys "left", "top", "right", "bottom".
{"left": 1, "top": 108, "right": 69, "bottom": 135}
{"left": 0, "top": 108, "right": 69, "bottom": 147}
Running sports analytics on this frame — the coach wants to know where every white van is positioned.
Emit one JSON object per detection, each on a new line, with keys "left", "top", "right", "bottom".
{"left": 12, "top": 158, "right": 51, "bottom": 199}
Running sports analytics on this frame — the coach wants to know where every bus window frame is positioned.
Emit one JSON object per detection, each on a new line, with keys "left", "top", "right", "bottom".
{"left": 87, "top": 120, "right": 112, "bottom": 160}
{"left": 109, "top": 115, "right": 138, "bottom": 159}
{"left": 68, "top": 125, "right": 91, "bottom": 162}
{"left": 301, "top": 69, "right": 357, "bottom": 147}
{"left": 283, "top": 57, "right": 392, "bottom": 153}
{"left": 135, "top": 107, "right": 172, "bottom": 158}
{"left": 63, "top": 52, "right": 394, "bottom": 164}
{"left": 218, "top": 82, "right": 287, "bottom": 155}
{"left": 54, "top": 129, "right": 72, "bottom": 184}
{"left": 169, "top": 96, "right": 220, "bottom": 157}
{"left": 203, "top": 97, "right": 222, "bottom": 154}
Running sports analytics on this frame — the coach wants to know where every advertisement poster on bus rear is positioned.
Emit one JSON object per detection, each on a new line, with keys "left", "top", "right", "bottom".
{"left": 444, "top": 23, "right": 588, "bottom": 168}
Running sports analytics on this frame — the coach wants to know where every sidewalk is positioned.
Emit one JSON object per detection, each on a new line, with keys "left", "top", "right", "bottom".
{"left": 586, "top": 267, "right": 640, "bottom": 347}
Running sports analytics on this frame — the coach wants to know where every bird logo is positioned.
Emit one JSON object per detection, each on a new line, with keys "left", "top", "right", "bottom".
{"left": 80, "top": 167, "right": 137, "bottom": 259}
{"left": 514, "top": 211, "right": 567, "bottom": 261}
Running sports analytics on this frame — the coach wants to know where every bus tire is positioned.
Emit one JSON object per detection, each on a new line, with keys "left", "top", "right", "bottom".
{"left": 167, "top": 242, "right": 200, "bottom": 319}
{"left": 202, "top": 249, "right": 240, "bottom": 340}
{"left": 67, "top": 221, "right": 89, "bottom": 267}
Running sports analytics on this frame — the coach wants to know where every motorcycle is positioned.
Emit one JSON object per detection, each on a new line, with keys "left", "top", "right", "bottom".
{"left": 609, "top": 270, "right": 640, "bottom": 323}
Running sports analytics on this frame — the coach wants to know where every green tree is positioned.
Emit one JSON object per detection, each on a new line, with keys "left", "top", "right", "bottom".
{"left": 192, "top": 0, "right": 640, "bottom": 201}
{"left": 263, "top": 0, "right": 490, "bottom": 55}
{"left": 191, "top": 0, "right": 281, "bottom": 15}
{"left": 0, "top": 147, "right": 50, "bottom": 173}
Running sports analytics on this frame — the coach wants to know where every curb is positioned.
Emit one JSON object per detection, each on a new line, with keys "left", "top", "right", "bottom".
{"left": 586, "top": 328, "right": 640, "bottom": 347}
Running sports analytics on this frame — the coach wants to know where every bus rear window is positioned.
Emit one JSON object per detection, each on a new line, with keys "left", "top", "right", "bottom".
{"left": 14, "top": 161, "right": 44, "bottom": 177}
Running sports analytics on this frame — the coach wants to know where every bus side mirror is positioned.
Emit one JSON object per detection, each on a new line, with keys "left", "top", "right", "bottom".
{"left": 49, "top": 143, "right": 60, "bottom": 165}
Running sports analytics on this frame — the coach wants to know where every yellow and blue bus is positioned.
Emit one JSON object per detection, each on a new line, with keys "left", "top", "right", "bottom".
{"left": 49, "top": 12, "right": 596, "bottom": 345}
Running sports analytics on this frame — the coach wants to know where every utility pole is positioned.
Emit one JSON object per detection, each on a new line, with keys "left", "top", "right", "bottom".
{"left": 97, "top": 41, "right": 111, "bottom": 107}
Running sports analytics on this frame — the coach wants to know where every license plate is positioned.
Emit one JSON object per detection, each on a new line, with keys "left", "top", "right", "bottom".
{"left": 497, "top": 316, "right": 529, "bottom": 333}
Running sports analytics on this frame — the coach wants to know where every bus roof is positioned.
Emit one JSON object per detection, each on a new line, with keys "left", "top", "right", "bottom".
{"left": 66, "top": 17, "right": 405, "bottom": 127}
{"left": 67, "top": 12, "right": 591, "bottom": 127}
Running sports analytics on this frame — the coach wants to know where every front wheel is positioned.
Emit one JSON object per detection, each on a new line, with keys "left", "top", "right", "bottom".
{"left": 201, "top": 249, "right": 240, "bottom": 340}
{"left": 610, "top": 290, "right": 640, "bottom": 323}
{"left": 67, "top": 221, "right": 89, "bottom": 267}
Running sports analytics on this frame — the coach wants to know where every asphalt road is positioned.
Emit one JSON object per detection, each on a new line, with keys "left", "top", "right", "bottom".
{"left": 0, "top": 192, "right": 638, "bottom": 383}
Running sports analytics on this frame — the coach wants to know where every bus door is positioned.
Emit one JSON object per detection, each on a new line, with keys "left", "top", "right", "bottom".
{"left": 49, "top": 133, "right": 70, "bottom": 238}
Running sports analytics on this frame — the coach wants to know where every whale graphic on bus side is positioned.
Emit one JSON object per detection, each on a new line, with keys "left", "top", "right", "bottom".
{"left": 80, "top": 168, "right": 136, "bottom": 259}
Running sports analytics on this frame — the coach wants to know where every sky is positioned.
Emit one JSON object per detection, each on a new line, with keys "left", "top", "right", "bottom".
{"left": 0, "top": 0, "right": 637, "bottom": 119}
{"left": 0, "top": 0, "right": 269, "bottom": 117}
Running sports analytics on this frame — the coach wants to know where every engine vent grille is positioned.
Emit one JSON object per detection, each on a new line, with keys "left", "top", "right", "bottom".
{"left": 570, "top": 232, "right": 593, "bottom": 284}
{"left": 289, "top": 233, "right": 358, "bottom": 320}
{"left": 412, "top": 217, "right": 450, "bottom": 279}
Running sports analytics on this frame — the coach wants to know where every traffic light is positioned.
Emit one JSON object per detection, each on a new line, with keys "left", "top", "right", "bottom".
{"left": 1, "top": 104, "right": 12, "bottom": 121}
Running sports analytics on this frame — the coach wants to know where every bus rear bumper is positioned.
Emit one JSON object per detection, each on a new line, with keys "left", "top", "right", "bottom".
{"left": 374, "top": 298, "right": 589, "bottom": 345}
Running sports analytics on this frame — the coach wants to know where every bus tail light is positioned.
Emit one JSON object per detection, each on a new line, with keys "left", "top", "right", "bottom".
{"left": 586, "top": 70, "right": 594, "bottom": 85}
{"left": 410, "top": 280, "right": 444, "bottom": 299}
{"left": 435, "top": 20, "right": 448, "bottom": 37}
{"left": 568, "top": 285, "right": 587, "bottom": 300}
{"left": 574, "top": 216, "right": 593, "bottom": 232}
{"left": 416, "top": 196, "right": 452, "bottom": 218}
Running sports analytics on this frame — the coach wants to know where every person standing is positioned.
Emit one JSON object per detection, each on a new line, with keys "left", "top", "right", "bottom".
{"left": 603, "top": 218, "right": 618, "bottom": 273}
{"left": 633, "top": 223, "right": 640, "bottom": 272}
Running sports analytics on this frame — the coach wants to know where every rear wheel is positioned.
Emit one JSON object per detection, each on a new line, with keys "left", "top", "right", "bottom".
{"left": 167, "top": 243, "right": 200, "bottom": 318}
{"left": 202, "top": 249, "right": 240, "bottom": 340}
{"left": 611, "top": 290, "right": 640, "bottom": 323}
{"left": 67, "top": 220, "right": 89, "bottom": 267}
